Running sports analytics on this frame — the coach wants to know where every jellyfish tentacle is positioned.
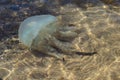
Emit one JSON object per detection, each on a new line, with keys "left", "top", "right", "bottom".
{"left": 59, "top": 26, "right": 81, "bottom": 32}
{"left": 55, "top": 31, "right": 78, "bottom": 41}
{"left": 46, "top": 52, "right": 64, "bottom": 59}
{"left": 44, "top": 45, "right": 64, "bottom": 59}
{"left": 47, "top": 36, "right": 76, "bottom": 54}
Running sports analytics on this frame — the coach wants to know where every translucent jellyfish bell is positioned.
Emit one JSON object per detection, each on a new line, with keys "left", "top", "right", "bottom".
{"left": 18, "top": 15, "right": 57, "bottom": 47}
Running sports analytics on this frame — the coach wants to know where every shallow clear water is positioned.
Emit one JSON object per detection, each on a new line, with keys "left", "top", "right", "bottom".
{"left": 0, "top": 1, "right": 120, "bottom": 80}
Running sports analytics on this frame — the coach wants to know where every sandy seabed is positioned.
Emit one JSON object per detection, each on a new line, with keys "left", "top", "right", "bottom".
{"left": 0, "top": 0, "right": 120, "bottom": 80}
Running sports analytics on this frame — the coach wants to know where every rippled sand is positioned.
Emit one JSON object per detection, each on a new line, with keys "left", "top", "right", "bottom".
{"left": 0, "top": 3, "right": 120, "bottom": 80}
